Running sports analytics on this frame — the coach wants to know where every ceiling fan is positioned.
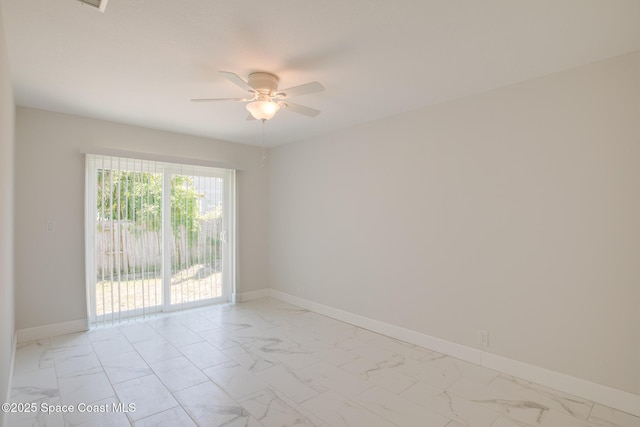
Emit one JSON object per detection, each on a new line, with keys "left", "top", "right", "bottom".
{"left": 192, "top": 71, "right": 324, "bottom": 121}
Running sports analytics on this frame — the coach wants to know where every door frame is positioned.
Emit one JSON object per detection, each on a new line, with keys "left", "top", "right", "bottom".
{"left": 85, "top": 155, "right": 236, "bottom": 324}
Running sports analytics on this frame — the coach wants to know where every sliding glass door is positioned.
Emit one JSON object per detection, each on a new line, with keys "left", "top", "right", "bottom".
{"left": 166, "top": 170, "right": 230, "bottom": 309}
{"left": 85, "top": 155, "right": 235, "bottom": 324}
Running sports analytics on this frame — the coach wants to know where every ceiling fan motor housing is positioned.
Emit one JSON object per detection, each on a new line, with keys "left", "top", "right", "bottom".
{"left": 248, "top": 72, "right": 279, "bottom": 94}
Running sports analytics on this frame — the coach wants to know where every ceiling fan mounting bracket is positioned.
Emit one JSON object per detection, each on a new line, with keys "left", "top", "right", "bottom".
{"left": 248, "top": 72, "right": 279, "bottom": 94}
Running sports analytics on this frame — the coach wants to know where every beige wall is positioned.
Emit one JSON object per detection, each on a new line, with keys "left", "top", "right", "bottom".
{"left": 0, "top": 3, "right": 15, "bottom": 424}
{"left": 269, "top": 53, "right": 640, "bottom": 394}
{"left": 14, "top": 108, "right": 269, "bottom": 329}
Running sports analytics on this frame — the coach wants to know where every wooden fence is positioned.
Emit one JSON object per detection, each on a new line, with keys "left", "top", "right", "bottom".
{"left": 95, "top": 218, "right": 222, "bottom": 277}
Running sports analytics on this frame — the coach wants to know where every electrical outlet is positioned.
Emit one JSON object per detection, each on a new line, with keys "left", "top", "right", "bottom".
{"left": 478, "top": 330, "right": 489, "bottom": 347}
{"left": 46, "top": 220, "right": 56, "bottom": 233}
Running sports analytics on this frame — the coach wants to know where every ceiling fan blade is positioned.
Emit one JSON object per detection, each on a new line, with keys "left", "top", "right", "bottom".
{"left": 278, "top": 101, "right": 321, "bottom": 117}
{"left": 219, "top": 71, "right": 255, "bottom": 92}
{"left": 276, "top": 81, "right": 324, "bottom": 98}
{"left": 190, "top": 97, "right": 249, "bottom": 102}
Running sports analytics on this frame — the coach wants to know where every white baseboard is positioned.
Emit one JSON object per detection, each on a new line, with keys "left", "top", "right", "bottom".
{"left": 268, "top": 289, "right": 640, "bottom": 417}
{"left": 16, "top": 318, "right": 89, "bottom": 343}
{"left": 480, "top": 352, "right": 640, "bottom": 418}
{"left": 235, "top": 289, "right": 270, "bottom": 303}
{"left": 269, "top": 290, "right": 482, "bottom": 363}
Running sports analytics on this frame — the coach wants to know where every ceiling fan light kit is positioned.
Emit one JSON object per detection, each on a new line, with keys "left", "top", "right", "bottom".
{"left": 192, "top": 71, "right": 324, "bottom": 121}
{"left": 246, "top": 99, "right": 280, "bottom": 121}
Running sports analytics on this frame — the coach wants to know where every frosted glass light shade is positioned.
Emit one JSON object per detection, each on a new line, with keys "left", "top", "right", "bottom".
{"left": 246, "top": 100, "right": 280, "bottom": 120}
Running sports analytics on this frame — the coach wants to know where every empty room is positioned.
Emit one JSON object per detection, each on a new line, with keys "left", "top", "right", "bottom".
{"left": 0, "top": 1, "right": 639, "bottom": 426}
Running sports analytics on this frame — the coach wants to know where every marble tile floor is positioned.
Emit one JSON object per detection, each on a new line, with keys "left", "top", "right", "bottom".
{"left": 7, "top": 298, "right": 639, "bottom": 427}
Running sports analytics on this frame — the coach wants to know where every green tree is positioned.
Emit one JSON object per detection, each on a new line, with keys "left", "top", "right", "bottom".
{"left": 170, "top": 175, "right": 200, "bottom": 241}
{"left": 97, "top": 170, "right": 200, "bottom": 236}
{"left": 97, "top": 170, "right": 202, "bottom": 267}
{"left": 97, "top": 169, "right": 163, "bottom": 230}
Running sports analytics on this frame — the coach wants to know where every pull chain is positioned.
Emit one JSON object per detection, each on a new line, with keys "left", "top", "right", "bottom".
{"left": 261, "top": 119, "right": 267, "bottom": 168}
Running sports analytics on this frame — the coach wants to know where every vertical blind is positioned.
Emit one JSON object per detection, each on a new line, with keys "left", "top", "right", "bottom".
{"left": 86, "top": 154, "right": 235, "bottom": 325}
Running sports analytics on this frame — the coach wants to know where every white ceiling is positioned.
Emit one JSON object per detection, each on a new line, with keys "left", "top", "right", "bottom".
{"left": 2, "top": 0, "right": 639, "bottom": 146}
